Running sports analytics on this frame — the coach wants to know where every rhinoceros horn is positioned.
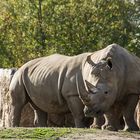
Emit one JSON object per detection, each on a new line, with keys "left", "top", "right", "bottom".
{"left": 85, "top": 80, "right": 98, "bottom": 94}
{"left": 76, "top": 73, "right": 90, "bottom": 102}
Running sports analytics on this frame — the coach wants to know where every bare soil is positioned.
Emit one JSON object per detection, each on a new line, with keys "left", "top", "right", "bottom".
{"left": 60, "top": 129, "right": 140, "bottom": 140}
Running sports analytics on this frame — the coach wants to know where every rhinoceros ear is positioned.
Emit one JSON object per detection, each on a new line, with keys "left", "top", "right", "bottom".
{"left": 106, "top": 57, "right": 112, "bottom": 70}
{"left": 86, "top": 54, "right": 96, "bottom": 66}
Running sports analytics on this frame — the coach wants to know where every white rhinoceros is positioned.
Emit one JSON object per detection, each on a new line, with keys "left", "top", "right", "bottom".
{"left": 8, "top": 44, "right": 140, "bottom": 130}
{"left": 77, "top": 44, "right": 140, "bottom": 131}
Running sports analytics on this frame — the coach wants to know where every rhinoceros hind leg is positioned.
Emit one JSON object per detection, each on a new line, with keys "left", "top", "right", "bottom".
{"left": 30, "top": 103, "right": 47, "bottom": 127}
{"left": 123, "top": 95, "right": 139, "bottom": 131}
{"left": 9, "top": 90, "right": 27, "bottom": 127}
{"left": 9, "top": 104, "right": 26, "bottom": 127}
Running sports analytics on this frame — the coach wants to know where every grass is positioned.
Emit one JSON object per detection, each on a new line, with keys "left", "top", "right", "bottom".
{"left": 0, "top": 127, "right": 139, "bottom": 140}
{"left": 0, "top": 127, "right": 72, "bottom": 140}
{"left": 0, "top": 127, "right": 98, "bottom": 139}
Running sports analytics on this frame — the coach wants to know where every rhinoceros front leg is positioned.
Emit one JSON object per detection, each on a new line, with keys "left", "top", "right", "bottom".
{"left": 122, "top": 94, "right": 139, "bottom": 131}
{"left": 102, "top": 105, "right": 123, "bottom": 131}
{"left": 90, "top": 116, "right": 105, "bottom": 129}
{"left": 66, "top": 96, "right": 86, "bottom": 128}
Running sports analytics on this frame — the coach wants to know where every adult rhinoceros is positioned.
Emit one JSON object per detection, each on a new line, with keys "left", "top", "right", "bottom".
{"left": 78, "top": 44, "right": 140, "bottom": 131}
{"left": 8, "top": 44, "right": 140, "bottom": 130}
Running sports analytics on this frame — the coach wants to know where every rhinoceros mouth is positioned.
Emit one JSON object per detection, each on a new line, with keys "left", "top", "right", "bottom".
{"left": 85, "top": 110, "right": 104, "bottom": 117}
{"left": 84, "top": 106, "right": 104, "bottom": 117}
{"left": 95, "top": 110, "right": 104, "bottom": 116}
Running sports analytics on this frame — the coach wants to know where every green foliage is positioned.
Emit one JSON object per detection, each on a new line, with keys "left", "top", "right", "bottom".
{"left": 0, "top": 0, "right": 139, "bottom": 67}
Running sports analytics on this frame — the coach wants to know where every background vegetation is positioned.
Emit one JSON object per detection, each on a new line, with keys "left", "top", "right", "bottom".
{"left": 0, "top": 0, "right": 139, "bottom": 68}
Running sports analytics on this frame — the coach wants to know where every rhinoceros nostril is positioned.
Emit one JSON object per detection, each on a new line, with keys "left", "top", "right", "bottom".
{"left": 96, "top": 110, "right": 101, "bottom": 114}
{"left": 104, "top": 91, "right": 108, "bottom": 94}
{"left": 96, "top": 110, "right": 104, "bottom": 116}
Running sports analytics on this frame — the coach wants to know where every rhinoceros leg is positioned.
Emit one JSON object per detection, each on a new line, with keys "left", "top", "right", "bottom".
{"left": 90, "top": 116, "right": 105, "bottom": 129}
{"left": 122, "top": 94, "right": 139, "bottom": 131}
{"left": 66, "top": 96, "right": 86, "bottom": 128}
{"left": 30, "top": 103, "right": 47, "bottom": 127}
{"left": 8, "top": 89, "right": 27, "bottom": 127}
{"left": 102, "top": 105, "right": 123, "bottom": 131}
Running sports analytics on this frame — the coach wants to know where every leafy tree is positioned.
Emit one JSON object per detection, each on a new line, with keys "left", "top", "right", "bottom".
{"left": 0, "top": 0, "right": 139, "bottom": 68}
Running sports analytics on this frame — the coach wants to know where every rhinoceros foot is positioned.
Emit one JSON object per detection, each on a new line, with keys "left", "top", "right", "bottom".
{"left": 123, "top": 125, "right": 139, "bottom": 131}
{"left": 90, "top": 124, "right": 101, "bottom": 129}
{"left": 102, "top": 124, "right": 118, "bottom": 131}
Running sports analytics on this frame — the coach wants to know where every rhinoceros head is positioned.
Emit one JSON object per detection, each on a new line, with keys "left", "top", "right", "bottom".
{"left": 76, "top": 54, "right": 118, "bottom": 117}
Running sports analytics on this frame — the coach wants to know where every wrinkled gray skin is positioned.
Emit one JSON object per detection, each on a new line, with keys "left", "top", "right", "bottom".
{"left": 79, "top": 44, "right": 140, "bottom": 131}
{"left": 8, "top": 52, "right": 93, "bottom": 127}
{"left": 9, "top": 44, "right": 140, "bottom": 131}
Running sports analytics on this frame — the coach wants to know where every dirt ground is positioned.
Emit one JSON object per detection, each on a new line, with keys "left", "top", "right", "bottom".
{"left": 60, "top": 129, "right": 140, "bottom": 140}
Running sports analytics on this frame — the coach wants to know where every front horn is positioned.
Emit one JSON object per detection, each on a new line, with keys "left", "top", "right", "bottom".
{"left": 76, "top": 73, "right": 90, "bottom": 102}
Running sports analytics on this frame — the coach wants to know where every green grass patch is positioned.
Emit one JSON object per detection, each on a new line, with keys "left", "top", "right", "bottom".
{"left": 0, "top": 127, "right": 72, "bottom": 139}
